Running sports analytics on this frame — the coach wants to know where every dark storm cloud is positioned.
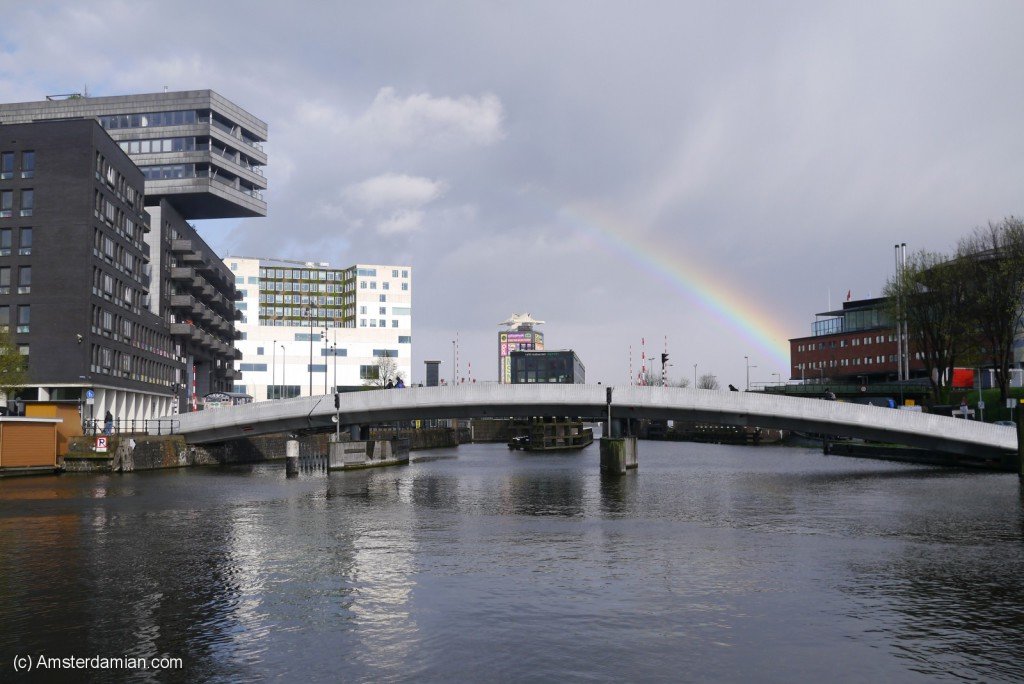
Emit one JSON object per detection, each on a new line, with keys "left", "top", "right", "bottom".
{"left": 2, "top": 1, "right": 1023, "bottom": 384}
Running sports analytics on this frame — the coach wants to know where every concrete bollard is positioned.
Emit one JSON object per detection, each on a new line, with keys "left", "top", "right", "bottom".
{"left": 286, "top": 439, "right": 299, "bottom": 476}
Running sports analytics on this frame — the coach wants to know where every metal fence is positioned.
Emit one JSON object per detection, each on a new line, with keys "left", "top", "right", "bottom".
{"left": 83, "top": 418, "right": 180, "bottom": 436}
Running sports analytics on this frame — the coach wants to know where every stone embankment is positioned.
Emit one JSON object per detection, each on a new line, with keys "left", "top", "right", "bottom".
{"left": 61, "top": 428, "right": 460, "bottom": 472}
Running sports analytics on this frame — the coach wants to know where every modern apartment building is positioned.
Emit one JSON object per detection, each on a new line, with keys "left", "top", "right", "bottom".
{"left": 0, "top": 89, "right": 267, "bottom": 413}
{"left": 0, "top": 119, "right": 179, "bottom": 419}
{"left": 226, "top": 257, "right": 412, "bottom": 399}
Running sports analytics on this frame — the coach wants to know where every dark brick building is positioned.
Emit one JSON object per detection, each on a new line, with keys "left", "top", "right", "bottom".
{"left": 0, "top": 119, "right": 179, "bottom": 418}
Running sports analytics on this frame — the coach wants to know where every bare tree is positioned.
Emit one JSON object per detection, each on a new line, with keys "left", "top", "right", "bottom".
{"left": 696, "top": 373, "right": 720, "bottom": 390}
{"left": 883, "top": 249, "right": 973, "bottom": 400}
{"left": 958, "top": 217, "right": 1024, "bottom": 402}
{"left": 674, "top": 377, "right": 691, "bottom": 388}
{"left": 364, "top": 355, "right": 398, "bottom": 387}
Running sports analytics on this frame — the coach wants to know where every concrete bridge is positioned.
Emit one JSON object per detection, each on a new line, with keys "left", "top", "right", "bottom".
{"left": 163, "top": 384, "right": 1016, "bottom": 459}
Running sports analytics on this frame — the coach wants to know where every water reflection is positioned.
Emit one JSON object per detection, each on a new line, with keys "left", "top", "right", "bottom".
{"left": 1, "top": 443, "right": 1022, "bottom": 681}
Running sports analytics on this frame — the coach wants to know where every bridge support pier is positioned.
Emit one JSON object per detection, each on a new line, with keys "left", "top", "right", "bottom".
{"left": 600, "top": 436, "right": 638, "bottom": 476}
{"left": 285, "top": 439, "right": 299, "bottom": 477}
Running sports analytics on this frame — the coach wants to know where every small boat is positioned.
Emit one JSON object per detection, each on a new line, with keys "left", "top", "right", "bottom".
{"left": 507, "top": 419, "right": 594, "bottom": 452}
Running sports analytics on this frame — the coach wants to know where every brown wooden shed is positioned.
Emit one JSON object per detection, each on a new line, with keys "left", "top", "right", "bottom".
{"left": 0, "top": 418, "right": 61, "bottom": 471}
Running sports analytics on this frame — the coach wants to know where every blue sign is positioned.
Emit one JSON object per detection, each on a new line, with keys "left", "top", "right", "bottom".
{"left": 85, "top": 390, "right": 95, "bottom": 399}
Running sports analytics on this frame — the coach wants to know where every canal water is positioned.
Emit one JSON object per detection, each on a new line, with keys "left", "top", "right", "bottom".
{"left": 2, "top": 441, "right": 1023, "bottom": 682}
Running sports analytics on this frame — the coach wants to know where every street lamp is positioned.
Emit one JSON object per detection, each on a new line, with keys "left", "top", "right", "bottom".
{"left": 271, "top": 339, "right": 277, "bottom": 399}
{"left": 280, "top": 344, "right": 287, "bottom": 397}
{"left": 322, "top": 328, "right": 329, "bottom": 395}
{"left": 693, "top": 363, "right": 697, "bottom": 387}
{"left": 452, "top": 339, "right": 456, "bottom": 385}
{"left": 331, "top": 342, "right": 338, "bottom": 393}
{"left": 745, "top": 356, "right": 757, "bottom": 391}
{"left": 305, "top": 306, "right": 315, "bottom": 396}
{"left": 771, "top": 372, "right": 781, "bottom": 385}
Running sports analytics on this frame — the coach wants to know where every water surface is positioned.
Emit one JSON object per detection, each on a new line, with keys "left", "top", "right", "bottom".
{"left": 2, "top": 441, "right": 1023, "bottom": 682}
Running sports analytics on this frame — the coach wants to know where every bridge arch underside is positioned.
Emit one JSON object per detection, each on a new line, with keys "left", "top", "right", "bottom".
{"left": 173, "top": 393, "right": 1015, "bottom": 461}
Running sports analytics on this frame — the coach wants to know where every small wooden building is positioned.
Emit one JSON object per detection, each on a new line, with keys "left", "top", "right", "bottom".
{"left": 0, "top": 417, "right": 61, "bottom": 473}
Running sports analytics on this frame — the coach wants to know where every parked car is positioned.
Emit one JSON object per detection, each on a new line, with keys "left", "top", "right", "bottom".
{"left": 993, "top": 420, "right": 1015, "bottom": 427}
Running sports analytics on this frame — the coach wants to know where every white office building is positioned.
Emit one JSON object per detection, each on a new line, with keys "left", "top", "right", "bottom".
{"left": 226, "top": 257, "right": 412, "bottom": 399}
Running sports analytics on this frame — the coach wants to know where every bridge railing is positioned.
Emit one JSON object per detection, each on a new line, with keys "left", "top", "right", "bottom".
{"left": 84, "top": 418, "right": 180, "bottom": 436}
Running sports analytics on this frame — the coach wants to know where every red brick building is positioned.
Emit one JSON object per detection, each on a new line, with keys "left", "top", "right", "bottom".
{"left": 789, "top": 297, "right": 926, "bottom": 383}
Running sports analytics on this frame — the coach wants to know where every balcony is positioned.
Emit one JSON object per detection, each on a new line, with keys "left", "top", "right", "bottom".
{"left": 169, "top": 322, "right": 193, "bottom": 337}
{"left": 169, "top": 294, "right": 195, "bottom": 309}
{"left": 170, "top": 239, "right": 193, "bottom": 254}
{"left": 170, "top": 267, "right": 195, "bottom": 281}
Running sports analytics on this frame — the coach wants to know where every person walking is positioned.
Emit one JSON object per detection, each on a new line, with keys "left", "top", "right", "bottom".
{"left": 103, "top": 410, "right": 114, "bottom": 435}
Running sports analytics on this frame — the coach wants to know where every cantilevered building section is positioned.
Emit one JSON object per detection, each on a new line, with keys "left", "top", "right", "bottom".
{"left": 0, "top": 90, "right": 267, "bottom": 219}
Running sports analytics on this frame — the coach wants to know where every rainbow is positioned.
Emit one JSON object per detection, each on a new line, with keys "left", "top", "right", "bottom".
{"left": 561, "top": 203, "right": 793, "bottom": 368}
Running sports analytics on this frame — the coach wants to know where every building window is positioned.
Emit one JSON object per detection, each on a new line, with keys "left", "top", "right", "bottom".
{"left": 256, "top": 346, "right": 264, "bottom": 355}
{"left": 16, "top": 304, "right": 29, "bottom": 333}
{"left": 392, "top": 269, "right": 399, "bottom": 278}
{"left": 0, "top": 267, "right": 8, "bottom": 295}
{"left": 379, "top": 294, "right": 386, "bottom": 302}
{"left": 379, "top": 307, "right": 386, "bottom": 315}
{"left": 0, "top": 229, "right": 9, "bottom": 257}
{"left": 17, "top": 266, "right": 30, "bottom": 294}
{"left": 392, "top": 320, "right": 398, "bottom": 328}
{"left": 401, "top": 283, "right": 408, "bottom": 291}
{"left": 19, "top": 190, "right": 32, "bottom": 217}
{"left": 18, "top": 228, "right": 31, "bottom": 255}
{"left": 0, "top": 190, "right": 11, "bottom": 217}
{"left": 0, "top": 152, "right": 12, "bottom": 179}
{"left": 401, "top": 270, "right": 408, "bottom": 278}
{"left": 373, "top": 349, "right": 399, "bottom": 358}
{"left": 307, "top": 364, "right": 327, "bottom": 373}
{"left": 399, "top": 336, "right": 411, "bottom": 344}
{"left": 383, "top": 282, "right": 389, "bottom": 290}
{"left": 360, "top": 365, "right": 379, "bottom": 380}
{"left": 21, "top": 151, "right": 34, "bottom": 179}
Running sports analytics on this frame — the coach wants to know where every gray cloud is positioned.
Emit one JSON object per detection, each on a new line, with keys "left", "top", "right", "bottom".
{"left": 3, "top": 1, "right": 1024, "bottom": 385}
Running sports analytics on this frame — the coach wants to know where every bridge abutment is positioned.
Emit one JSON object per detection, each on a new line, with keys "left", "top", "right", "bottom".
{"left": 600, "top": 436, "right": 638, "bottom": 476}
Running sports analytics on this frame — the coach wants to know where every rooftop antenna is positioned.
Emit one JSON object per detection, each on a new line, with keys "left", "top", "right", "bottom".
{"left": 629, "top": 344, "right": 633, "bottom": 386}
{"left": 163, "top": 85, "right": 169, "bottom": 93}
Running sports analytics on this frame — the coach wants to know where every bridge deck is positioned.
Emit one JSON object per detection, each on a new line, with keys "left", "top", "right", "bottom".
{"left": 163, "top": 385, "right": 1017, "bottom": 458}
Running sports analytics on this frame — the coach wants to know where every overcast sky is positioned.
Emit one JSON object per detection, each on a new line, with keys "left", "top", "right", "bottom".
{"left": 3, "top": 1, "right": 1023, "bottom": 386}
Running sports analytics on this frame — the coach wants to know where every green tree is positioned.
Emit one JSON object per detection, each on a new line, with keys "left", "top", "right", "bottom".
{"left": 0, "top": 329, "right": 26, "bottom": 400}
{"left": 883, "top": 249, "right": 972, "bottom": 400}
{"left": 958, "top": 217, "right": 1024, "bottom": 402}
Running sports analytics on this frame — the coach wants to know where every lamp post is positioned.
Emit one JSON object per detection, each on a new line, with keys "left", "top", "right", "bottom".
{"left": 322, "top": 328, "right": 328, "bottom": 395}
{"left": 452, "top": 339, "right": 456, "bottom": 385}
{"left": 281, "top": 344, "right": 287, "bottom": 397}
{"left": 693, "top": 363, "right": 697, "bottom": 387}
{"left": 332, "top": 342, "right": 337, "bottom": 393}
{"left": 745, "top": 356, "right": 757, "bottom": 391}
{"left": 772, "top": 372, "right": 781, "bottom": 386}
{"left": 305, "top": 306, "right": 315, "bottom": 396}
{"left": 271, "top": 339, "right": 277, "bottom": 399}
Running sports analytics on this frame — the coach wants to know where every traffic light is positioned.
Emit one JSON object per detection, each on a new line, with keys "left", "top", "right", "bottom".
{"left": 334, "top": 392, "right": 340, "bottom": 409}
{"left": 661, "top": 353, "right": 669, "bottom": 365}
